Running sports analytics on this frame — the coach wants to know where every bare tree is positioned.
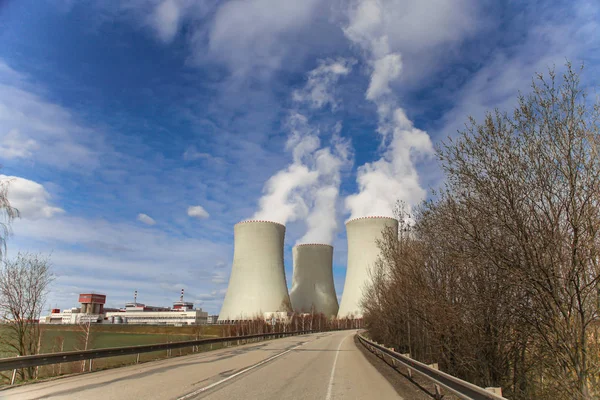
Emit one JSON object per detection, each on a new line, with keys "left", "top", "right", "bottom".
{"left": 362, "top": 64, "right": 600, "bottom": 400}
{"left": 0, "top": 174, "right": 19, "bottom": 260}
{"left": 77, "top": 319, "right": 93, "bottom": 372}
{"left": 438, "top": 64, "right": 600, "bottom": 399}
{"left": 0, "top": 252, "right": 53, "bottom": 380}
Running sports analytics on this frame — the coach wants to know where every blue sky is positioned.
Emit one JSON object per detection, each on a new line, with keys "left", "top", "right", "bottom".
{"left": 0, "top": 0, "right": 598, "bottom": 314}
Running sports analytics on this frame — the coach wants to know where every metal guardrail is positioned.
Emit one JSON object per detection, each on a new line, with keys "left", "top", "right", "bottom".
{"left": 357, "top": 333, "right": 507, "bottom": 400}
{"left": 0, "top": 330, "right": 315, "bottom": 372}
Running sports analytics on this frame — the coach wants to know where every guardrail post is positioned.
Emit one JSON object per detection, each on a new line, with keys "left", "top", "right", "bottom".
{"left": 10, "top": 355, "right": 19, "bottom": 385}
{"left": 10, "top": 367, "right": 17, "bottom": 385}
{"left": 434, "top": 384, "right": 442, "bottom": 400}
{"left": 428, "top": 363, "right": 442, "bottom": 400}
{"left": 486, "top": 387, "right": 503, "bottom": 396}
{"left": 89, "top": 359, "right": 93, "bottom": 372}
{"left": 136, "top": 353, "right": 140, "bottom": 364}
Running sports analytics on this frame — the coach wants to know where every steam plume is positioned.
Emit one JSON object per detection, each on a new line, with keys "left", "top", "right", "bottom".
{"left": 343, "top": 0, "right": 433, "bottom": 219}
{"left": 253, "top": 60, "right": 353, "bottom": 244}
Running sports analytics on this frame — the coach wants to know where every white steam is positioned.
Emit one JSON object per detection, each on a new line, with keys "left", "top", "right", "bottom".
{"left": 253, "top": 60, "right": 353, "bottom": 244}
{"left": 343, "top": 0, "right": 434, "bottom": 219}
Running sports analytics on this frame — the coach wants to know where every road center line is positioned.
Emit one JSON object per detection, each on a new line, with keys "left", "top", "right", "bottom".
{"left": 325, "top": 332, "right": 352, "bottom": 400}
{"left": 177, "top": 342, "right": 306, "bottom": 400}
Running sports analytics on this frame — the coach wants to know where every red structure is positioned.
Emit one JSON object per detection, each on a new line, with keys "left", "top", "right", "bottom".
{"left": 79, "top": 293, "right": 106, "bottom": 314}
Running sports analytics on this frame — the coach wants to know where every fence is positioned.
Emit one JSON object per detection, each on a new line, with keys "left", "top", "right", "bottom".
{"left": 0, "top": 330, "right": 316, "bottom": 385}
{"left": 357, "top": 333, "right": 506, "bottom": 400}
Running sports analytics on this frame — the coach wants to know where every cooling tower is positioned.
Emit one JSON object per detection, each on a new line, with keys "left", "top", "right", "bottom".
{"left": 337, "top": 216, "right": 398, "bottom": 319}
{"left": 289, "top": 244, "right": 339, "bottom": 317}
{"left": 218, "top": 220, "right": 291, "bottom": 321}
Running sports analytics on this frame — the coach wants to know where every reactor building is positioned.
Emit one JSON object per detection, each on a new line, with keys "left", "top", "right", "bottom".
{"left": 289, "top": 244, "right": 338, "bottom": 317}
{"left": 218, "top": 220, "right": 292, "bottom": 322}
{"left": 337, "top": 216, "right": 399, "bottom": 319}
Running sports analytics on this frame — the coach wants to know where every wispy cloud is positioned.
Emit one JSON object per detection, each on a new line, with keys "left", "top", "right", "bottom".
{"left": 187, "top": 205, "right": 209, "bottom": 219}
{"left": 292, "top": 58, "right": 355, "bottom": 110}
{"left": 439, "top": 0, "right": 600, "bottom": 142}
{"left": 253, "top": 59, "right": 353, "bottom": 244}
{"left": 137, "top": 213, "right": 156, "bottom": 225}
{"left": 342, "top": 0, "right": 438, "bottom": 219}
{"left": 0, "top": 61, "right": 105, "bottom": 170}
{"left": 6, "top": 178, "right": 232, "bottom": 312}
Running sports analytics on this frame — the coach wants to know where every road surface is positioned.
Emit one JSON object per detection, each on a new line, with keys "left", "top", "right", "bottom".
{"left": 1, "top": 330, "right": 405, "bottom": 400}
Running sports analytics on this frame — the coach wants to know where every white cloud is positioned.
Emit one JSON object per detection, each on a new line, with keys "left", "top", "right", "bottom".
{"left": 137, "top": 213, "right": 156, "bottom": 225}
{"left": 253, "top": 162, "right": 319, "bottom": 224}
{"left": 342, "top": 0, "right": 435, "bottom": 219}
{"left": 253, "top": 60, "right": 353, "bottom": 243}
{"left": 439, "top": 1, "right": 600, "bottom": 143}
{"left": 202, "top": 0, "right": 324, "bottom": 75}
{"left": 292, "top": 58, "right": 354, "bottom": 109}
{"left": 342, "top": 0, "right": 480, "bottom": 85}
{"left": 151, "top": 0, "right": 182, "bottom": 43}
{"left": 345, "top": 113, "right": 432, "bottom": 218}
{"left": 0, "top": 60, "right": 104, "bottom": 169}
{"left": 8, "top": 213, "right": 232, "bottom": 313}
{"left": 0, "top": 175, "right": 64, "bottom": 219}
{"left": 0, "top": 129, "right": 40, "bottom": 160}
{"left": 183, "top": 146, "right": 213, "bottom": 161}
{"left": 366, "top": 53, "right": 401, "bottom": 101}
{"left": 187, "top": 205, "right": 209, "bottom": 219}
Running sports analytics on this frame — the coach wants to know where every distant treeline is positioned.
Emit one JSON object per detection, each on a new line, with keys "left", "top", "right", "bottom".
{"left": 362, "top": 64, "right": 600, "bottom": 400}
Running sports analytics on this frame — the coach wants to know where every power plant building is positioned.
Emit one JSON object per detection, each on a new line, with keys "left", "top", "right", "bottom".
{"left": 40, "top": 291, "right": 208, "bottom": 326}
{"left": 218, "top": 220, "right": 291, "bottom": 321}
{"left": 289, "top": 244, "right": 338, "bottom": 317}
{"left": 338, "top": 216, "right": 398, "bottom": 319}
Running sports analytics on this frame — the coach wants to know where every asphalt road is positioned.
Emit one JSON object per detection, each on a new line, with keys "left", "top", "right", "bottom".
{"left": 1, "top": 330, "right": 404, "bottom": 400}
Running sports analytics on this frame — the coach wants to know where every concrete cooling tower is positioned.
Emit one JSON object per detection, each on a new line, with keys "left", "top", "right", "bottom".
{"left": 218, "top": 220, "right": 291, "bottom": 321}
{"left": 289, "top": 244, "right": 339, "bottom": 317}
{"left": 338, "top": 216, "right": 399, "bottom": 319}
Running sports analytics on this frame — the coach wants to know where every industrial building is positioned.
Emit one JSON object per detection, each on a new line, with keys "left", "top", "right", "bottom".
{"left": 289, "top": 244, "right": 338, "bottom": 317}
{"left": 338, "top": 216, "right": 399, "bottom": 318}
{"left": 78, "top": 293, "right": 106, "bottom": 314}
{"left": 218, "top": 220, "right": 292, "bottom": 322}
{"left": 105, "top": 309, "right": 207, "bottom": 325}
{"left": 41, "top": 291, "right": 208, "bottom": 326}
{"left": 41, "top": 293, "right": 107, "bottom": 324}
{"left": 41, "top": 307, "right": 102, "bottom": 324}
{"left": 106, "top": 290, "right": 208, "bottom": 326}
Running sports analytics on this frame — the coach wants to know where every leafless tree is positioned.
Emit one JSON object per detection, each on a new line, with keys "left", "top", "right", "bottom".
{"left": 0, "top": 174, "right": 19, "bottom": 260}
{"left": 362, "top": 64, "right": 600, "bottom": 399}
{"left": 77, "top": 319, "right": 94, "bottom": 372}
{"left": 0, "top": 252, "right": 53, "bottom": 380}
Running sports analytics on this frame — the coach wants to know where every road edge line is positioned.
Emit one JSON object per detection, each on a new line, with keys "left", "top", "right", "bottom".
{"left": 177, "top": 342, "right": 306, "bottom": 399}
{"left": 325, "top": 331, "right": 352, "bottom": 400}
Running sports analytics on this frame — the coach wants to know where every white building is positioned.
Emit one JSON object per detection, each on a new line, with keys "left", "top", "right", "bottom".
{"left": 105, "top": 309, "right": 207, "bottom": 326}
{"left": 105, "top": 297, "right": 208, "bottom": 326}
{"left": 40, "top": 308, "right": 103, "bottom": 324}
{"left": 40, "top": 292, "right": 209, "bottom": 326}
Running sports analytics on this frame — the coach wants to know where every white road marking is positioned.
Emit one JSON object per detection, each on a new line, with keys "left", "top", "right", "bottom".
{"left": 177, "top": 342, "right": 306, "bottom": 400}
{"left": 325, "top": 332, "right": 352, "bottom": 400}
